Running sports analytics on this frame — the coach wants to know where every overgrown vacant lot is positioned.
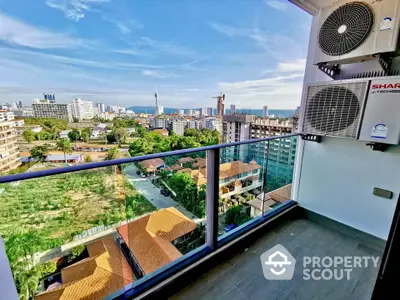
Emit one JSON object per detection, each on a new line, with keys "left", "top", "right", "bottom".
{"left": 0, "top": 168, "right": 155, "bottom": 261}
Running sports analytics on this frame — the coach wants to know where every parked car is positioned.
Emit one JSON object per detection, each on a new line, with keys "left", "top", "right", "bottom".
{"left": 136, "top": 171, "right": 141, "bottom": 175}
{"left": 140, "top": 173, "right": 147, "bottom": 178}
{"left": 160, "top": 189, "right": 170, "bottom": 197}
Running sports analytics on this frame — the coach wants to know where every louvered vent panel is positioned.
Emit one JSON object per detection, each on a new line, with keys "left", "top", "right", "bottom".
{"left": 303, "top": 81, "right": 369, "bottom": 139}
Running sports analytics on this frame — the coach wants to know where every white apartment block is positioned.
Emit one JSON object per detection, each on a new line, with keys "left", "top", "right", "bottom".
{"left": 149, "top": 117, "right": 167, "bottom": 128}
{"left": 169, "top": 120, "right": 186, "bottom": 136}
{"left": 200, "top": 108, "right": 208, "bottom": 116}
{"left": 178, "top": 109, "right": 184, "bottom": 116}
{"left": 10, "top": 108, "right": 34, "bottom": 118}
{"left": 203, "top": 117, "right": 219, "bottom": 131}
{"left": 0, "top": 113, "right": 20, "bottom": 173}
{"left": 71, "top": 98, "right": 94, "bottom": 121}
{"left": 222, "top": 115, "right": 253, "bottom": 161}
{"left": 0, "top": 111, "right": 14, "bottom": 122}
{"left": 32, "top": 100, "right": 72, "bottom": 122}
{"left": 155, "top": 106, "right": 164, "bottom": 115}
{"left": 187, "top": 120, "right": 202, "bottom": 130}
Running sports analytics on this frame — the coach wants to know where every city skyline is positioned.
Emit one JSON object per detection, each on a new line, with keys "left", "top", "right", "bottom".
{"left": 0, "top": 0, "right": 310, "bottom": 108}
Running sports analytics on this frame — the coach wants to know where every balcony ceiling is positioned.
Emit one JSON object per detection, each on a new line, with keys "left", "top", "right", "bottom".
{"left": 289, "top": 0, "right": 333, "bottom": 15}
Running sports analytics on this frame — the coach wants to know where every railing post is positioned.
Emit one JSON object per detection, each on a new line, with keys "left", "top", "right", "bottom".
{"left": 206, "top": 148, "right": 220, "bottom": 250}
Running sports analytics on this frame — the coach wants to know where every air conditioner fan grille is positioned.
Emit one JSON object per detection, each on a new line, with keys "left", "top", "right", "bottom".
{"left": 319, "top": 2, "right": 374, "bottom": 56}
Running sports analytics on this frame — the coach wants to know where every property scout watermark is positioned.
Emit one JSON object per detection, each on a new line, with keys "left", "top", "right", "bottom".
{"left": 260, "top": 244, "right": 380, "bottom": 281}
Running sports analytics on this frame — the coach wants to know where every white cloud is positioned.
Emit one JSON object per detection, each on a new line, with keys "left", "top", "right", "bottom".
{"left": 265, "top": 0, "right": 289, "bottom": 11}
{"left": 276, "top": 59, "right": 306, "bottom": 72}
{"left": 46, "top": 0, "right": 110, "bottom": 21}
{"left": 139, "top": 37, "right": 195, "bottom": 56}
{"left": 103, "top": 17, "right": 143, "bottom": 34}
{"left": 0, "top": 11, "right": 83, "bottom": 49}
{"left": 209, "top": 22, "right": 303, "bottom": 60}
{"left": 142, "top": 70, "right": 178, "bottom": 78}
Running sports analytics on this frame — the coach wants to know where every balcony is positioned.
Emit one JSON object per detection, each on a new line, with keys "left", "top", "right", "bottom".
{"left": 0, "top": 133, "right": 395, "bottom": 300}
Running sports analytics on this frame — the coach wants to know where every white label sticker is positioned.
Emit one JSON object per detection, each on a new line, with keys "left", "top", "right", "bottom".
{"left": 380, "top": 17, "right": 393, "bottom": 31}
{"left": 371, "top": 124, "right": 388, "bottom": 139}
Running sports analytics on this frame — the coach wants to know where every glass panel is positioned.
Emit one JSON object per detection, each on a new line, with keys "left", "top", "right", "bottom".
{"left": 218, "top": 141, "right": 267, "bottom": 236}
{"left": 0, "top": 152, "right": 206, "bottom": 299}
{"left": 262, "top": 136, "right": 298, "bottom": 214}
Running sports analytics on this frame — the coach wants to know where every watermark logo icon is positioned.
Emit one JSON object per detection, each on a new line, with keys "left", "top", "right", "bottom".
{"left": 260, "top": 244, "right": 296, "bottom": 280}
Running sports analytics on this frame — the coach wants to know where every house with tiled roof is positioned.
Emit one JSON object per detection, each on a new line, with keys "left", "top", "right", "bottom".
{"left": 139, "top": 158, "right": 166, "bottom": 174}
{"left": 117, "top": 207, "right": 197, "bottom": 275}
{"left": 35, "top": 236, "right": 134, "bottom": 300}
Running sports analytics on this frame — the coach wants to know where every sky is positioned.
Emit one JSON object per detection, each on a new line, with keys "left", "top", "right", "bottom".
{"left": 0, "top": 0, "right": 311, "bottom": 109}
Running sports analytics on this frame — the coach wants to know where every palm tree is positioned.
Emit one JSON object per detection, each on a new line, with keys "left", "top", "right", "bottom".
{"left": 105, "top": 147, "right": 120, "bottom": 161}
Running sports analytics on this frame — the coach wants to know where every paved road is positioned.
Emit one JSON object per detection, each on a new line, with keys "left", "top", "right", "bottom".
{"left": 124, "top": 165, "right": 203, "bottom": 223}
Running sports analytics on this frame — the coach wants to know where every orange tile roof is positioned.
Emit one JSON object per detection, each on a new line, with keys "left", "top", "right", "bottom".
{"left": 118, "top": 207, "right": 196, "bottom": 275}
{"left": 140, "top": 158, "right": 165, "bottom": 172}
{"left": 180, "top": 161, "right": 261, "bottom": 186}
{"left": 167, "top": 164, "right": 184, "bottom": 171}
{"left": 193, "top": 157, "right": 206, "bottom": 168}
{"left": 35, "top": 237, "right": 134, "bottom": 300}
{"left": 153, "top": 128, "right": 169, "bottom": 136}
{"left": 177, "top": 157, "right": 195, "bottom": 163}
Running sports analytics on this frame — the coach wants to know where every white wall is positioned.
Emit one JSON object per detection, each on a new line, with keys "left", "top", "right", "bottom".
{"left": 296, "top": 14, "right": 400, "bottom": 240}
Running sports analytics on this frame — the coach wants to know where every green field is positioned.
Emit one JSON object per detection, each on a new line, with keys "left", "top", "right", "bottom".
{"left": 0, "top": 168, "right": 155, "bottom": 263}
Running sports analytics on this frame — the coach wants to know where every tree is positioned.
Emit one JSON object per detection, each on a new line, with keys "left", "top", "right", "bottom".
{"left": 105, "top": 147, "right": 120, "bottom": 161}
{"left": 112, "top": 128, "right": 128, "bottom": 145}
{"left": 30, "top": 145, "right": 50, "bottom": 162}
{"left": 22, "top": 130, "right": 35, "bottom": 143}
{"left": 81, "top": 128, "right": 92, "bottom": 143}
{"left": 68, "top": 129, "right": 80, "bottom": 142}
{"left": 84, "top": 155, "right": 92, "bottom": 163}
{"left": 56, "top": 138, "right": 72, "bottom": 163}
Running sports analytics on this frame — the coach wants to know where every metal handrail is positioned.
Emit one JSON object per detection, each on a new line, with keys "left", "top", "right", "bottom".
{"left": 0, "top": 133, "right": 300, "bottom": 184}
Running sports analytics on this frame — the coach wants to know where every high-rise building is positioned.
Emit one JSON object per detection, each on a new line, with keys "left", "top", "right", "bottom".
{"left": 32, "top": 99, "right": 72, "bottom": 122}
{"left": 230, "top": 105, "right": 236, "bottom": 115}
{"left": 149, "top": 117, "right": 167, "bottom": 128}
{"left": 178, "top": 109, "right": 185, "bottom": 116}
{"left": 71, "top": 98, "right": 94, "bottom": 121}
{"left": 169, "top": 120, "right": 186, "bottom": 136}
{"left": 18, "top": 101, "right": 23, "bottom": 108}
{"left": 207, "top": 107, "right": 213, "bottom": 116}
{"left": 188, "top": 109, "right": 195, "bottom": 116}
{"left": 263, "top": 106, "right": 269, "bottom": 118}
{"left": 222, "top": 115, "right": 254, "bottom": 161}
{"left": 10, "top": 108, "right": 34, "bottom": 118}
{"left": 217, "top": 95, "right": 225, "bottom": 119}
{"left": 200, "top": 108, "right": 208, "bottom": 116}
{"left": 203, "top": 117, "right": 219, "bottom": 131}
{"left": 0, "top": 111, "right": 20, "bottom": 173}
{"left": 187, "top": 120, "right": 202, "bottom": 130}
{"left": 97, "top": 103, "right": 106, "bottom": 113}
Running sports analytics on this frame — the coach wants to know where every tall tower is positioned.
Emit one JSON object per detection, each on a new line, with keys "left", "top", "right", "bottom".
{"left": 216, "top": 94, "right": 225, "bottom": 119}
{"left": 263, "top": 106, "right": 269, "bottom": 118}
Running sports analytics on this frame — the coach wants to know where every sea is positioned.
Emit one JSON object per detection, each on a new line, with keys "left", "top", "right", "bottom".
{"left": 127, "top": 106, "right": 296, "bottom": 118}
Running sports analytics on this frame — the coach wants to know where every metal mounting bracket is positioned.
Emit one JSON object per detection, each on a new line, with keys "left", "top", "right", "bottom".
{"left": 318, "top": 64, "right": 341, "bottom": 80}
{"left": 301, "top": 134, "right": 322, "bottom": 143}
{"left": 376, "top": 54, "right": 393, "bottom": 75}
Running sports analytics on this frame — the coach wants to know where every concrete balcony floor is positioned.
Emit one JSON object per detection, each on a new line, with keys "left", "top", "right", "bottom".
{"left": 170, "top": 218, "right": 382, "bottom": 300}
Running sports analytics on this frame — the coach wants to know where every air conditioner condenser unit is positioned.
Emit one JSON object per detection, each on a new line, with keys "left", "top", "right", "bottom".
{"left": 315, "top": 0, "right": 400, "bottom": 66}
{"left": 303, "top": 77, "right": 400, "bottom": 145}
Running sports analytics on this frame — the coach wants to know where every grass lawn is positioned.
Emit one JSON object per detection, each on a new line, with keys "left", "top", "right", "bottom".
{"left": 0, "top": 167, "right": 156, "bottom": 263}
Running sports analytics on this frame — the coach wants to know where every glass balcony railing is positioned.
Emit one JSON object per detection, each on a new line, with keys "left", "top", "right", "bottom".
{"left": 0, "top": 134, "right": 299, "bottom": 300}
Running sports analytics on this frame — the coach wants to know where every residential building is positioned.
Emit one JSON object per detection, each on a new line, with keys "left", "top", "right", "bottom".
{"left": 149, "top": 117, "right": 167, "bottom": 128}
{"left": 0, "top": 111, "right": 14, "bottom": 122}
{"left": 187, "top": 120, "right": 201, "bottom": 130}
{"left": 203, "top": 117, "right": 219, "bottom": 131}
{"left": 263, "top": 106, "right": 269, "bottom": 118}
{"left": 206, "top": 107, "right": 213, "bottom": 116}
{"left": 35, "top": 236, "right": 134, "bottom": 300}
{"left": 96, "top": 103, "right": 105, "bottom": 113}
{"left": 250, "top": 118, "right": 298, "bottom": 185}
{"left": 179, "top": 160, "right": 262, "bottom": 200}
{"left": 169, "top": 120, "right": 186, "bottom": 136}
{"left": 222, "top": 115, "right": 254, "bottom": 161}
{"left": 13, "top": 120, "right": 24, "bottom": 127}
{"left": 178, "top": 109, "right": 184, "bottom": 116}
{"left": 230, "top": 105, "right": 236, "bottom": 115}
{"left": 117, "top": 207, "right": 196, "bottom": 275}
{"left": 71, "top": 98, "right": 94, "bottom": 121}
{"left": 0, "top": 112, "right": 20, "bottom": 173}
{"left": 45, "top": 154, "right": 83, "bottom": 164}
{"left": 32, "top": 99, "right": 72, "bottom": 122}
{"left": 200, "top": 108, "right": 208, "bottom": 116}
{"left": 187, "top": 109, "right": 195, "bottom": 116}
{"left": 139, "top": 158, "right": 166, "bottom": 174}
{"left": 10, "top": 108, "right": 34, "bottom": 118}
